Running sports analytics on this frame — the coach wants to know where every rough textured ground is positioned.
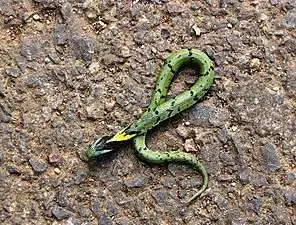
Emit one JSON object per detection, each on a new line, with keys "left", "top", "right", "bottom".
{"left": 0, "top": 0, "right": 296, "bottom": 224}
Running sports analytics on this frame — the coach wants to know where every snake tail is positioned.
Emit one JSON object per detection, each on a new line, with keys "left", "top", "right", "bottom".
{"left": 133, "top": 134, "right": 209, "bottom": 204}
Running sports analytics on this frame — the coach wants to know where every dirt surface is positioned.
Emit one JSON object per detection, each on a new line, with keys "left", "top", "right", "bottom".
{"left": 0, "top": 0, "right": 296, "bottom": 224}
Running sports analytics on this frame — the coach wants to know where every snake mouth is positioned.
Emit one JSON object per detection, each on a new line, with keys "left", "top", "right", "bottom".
{"left": 86, "top": 135, "right": 117, "bottom": 158}
{"left": 86, "top": 145, "right": 113, "bottom": 158}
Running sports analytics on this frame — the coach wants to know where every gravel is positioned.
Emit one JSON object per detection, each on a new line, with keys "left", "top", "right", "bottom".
{"left": 28, "top": 156, "right": 48, "bottom": 173}
{"left": 262, "top": 141, "right": 281, "bottom": 173}
{"left": 0, "top": 1, "right": 295, "bottom": 224}
{"left": 99, "top": 212, "right": 112, "bottom": 225}
{"left": 52, "top": 24, "right": 70, "bottom": 46}
{"left": 52, "top": 205, "right": 71, "bottom": 220}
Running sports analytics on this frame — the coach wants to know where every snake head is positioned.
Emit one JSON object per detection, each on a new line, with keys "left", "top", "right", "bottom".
{"left": 86, "top": 136, "right": 114, "bottom": 158}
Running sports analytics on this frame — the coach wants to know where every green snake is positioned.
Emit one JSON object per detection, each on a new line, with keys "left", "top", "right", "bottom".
{"left": 87, "top": 49, "right": 214, "bottom": 204}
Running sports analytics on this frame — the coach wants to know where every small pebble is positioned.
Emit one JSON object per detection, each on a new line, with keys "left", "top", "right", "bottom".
{"left": 48, "top": 150, "right": 62, "bottom": 164}
{"left": 44, "top": 57, "right": 51, "bottom": 64}
{"left": 52, "top": 206, "right": 70, "bottom": 220}
{"left": 29, "top": 156, "right": 48, "bottom": 173}
{"left": 7, "top": 165, "right": 21, "bottom": 175}
{"left": 232, "top": 125, "right": 238, "bottom": 131}
{"left": 230, "top": 182, "right": 236, "bottom": 187}
{"left": 176, "top": 125, "right": 188, "bottom": 139}
{"left": 263, "top": 142, "right": 281, "bottom": 173}
{"left": 6, "top": 68, "right": 21, "bottom": 78}
{"left": 98, "top": 21, "right": 107, "bottom": 29}
{"left": 184, "top": 138, "right": 198, "bottom": 152}
{"left": 250, "top": 58, "right": 261, "bottom": 70}
{"left": 86, "top": 10, "right": 97, "bottom": 19}
{"left": 125, "top": 174, "right": 148, "bottom": 188}
{"left": 105, "top": 100, "right": 116, "bottom": 112}
{"left": 54, "top": 168, "right": 61, "bottom": 174}
{"left": 99, "top": 212, "right": 112, "bottom": 225}
{"left": 75, "top": 171, "right": 88, "bottom": 184}
{"left": 192, "top": 24, "right": 201, "bottom": 36}
{"left": 120, "top": 46, "right": 131, "bottom": 58}
{"left": 33, "top": 14, "right": 41, "bottom": 21}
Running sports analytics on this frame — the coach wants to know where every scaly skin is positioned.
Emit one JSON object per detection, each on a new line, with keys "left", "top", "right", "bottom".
{"left": 87, "top": 49, "right": 214, "bottom": 204}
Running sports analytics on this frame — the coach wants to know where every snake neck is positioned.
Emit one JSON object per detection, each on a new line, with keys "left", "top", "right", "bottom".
{"left": 107, "top": 122, "right": 142, "bottom": 143}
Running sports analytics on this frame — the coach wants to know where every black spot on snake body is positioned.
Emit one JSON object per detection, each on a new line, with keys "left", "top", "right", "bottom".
{"left": 188, "top": 50, "right": 193, "bottom": 57}
{"left": 168, "top": 64, "right": 176, "bottom": 74}
{"left": 194, "top": 95, "right": 201, "bottom": 101}
{"left": 166, "top": 109, "right": 173, "bottom": 117}
{"left": 202, "top": 69, "right": 210, "bottom": 77}
{"left": 128, "top": 130, "right": 141, "bottom": 136}
{"left": 155, "top": 110, "right": 159, "bottom": 115}
{"left": 156, "top": 117, "right": 160, "bottom": 123}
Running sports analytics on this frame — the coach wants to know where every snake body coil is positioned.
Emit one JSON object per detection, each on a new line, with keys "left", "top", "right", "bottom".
{"left": 87, "top": 49, "right": 214, "bottom": 203}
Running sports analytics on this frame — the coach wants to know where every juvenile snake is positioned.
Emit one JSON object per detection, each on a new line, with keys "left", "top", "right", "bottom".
{"left": 87, "top": 48, "right": 214, "bottom": 203}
